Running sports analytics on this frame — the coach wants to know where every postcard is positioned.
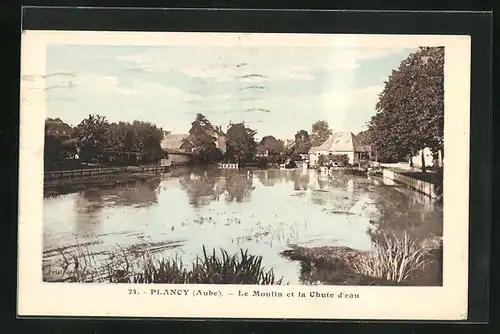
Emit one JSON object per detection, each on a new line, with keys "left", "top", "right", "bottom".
{"left": 18, "top": 30, "right": 470, "bottom": 320}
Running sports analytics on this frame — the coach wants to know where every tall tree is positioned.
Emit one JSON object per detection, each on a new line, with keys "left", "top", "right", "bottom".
{"left": 73, "top": 114, "right": 110, "bottom": 163}
{"left": 367, "top": 47, "right": 444, "bottom": 170}
{"left": 225, "top": 123, "right": 257, "bottom": 163}
{"left": 186, "top": 113, "right": 221, "bottom": 164}
{"left": 293, "top": 130, "right": 311, "bottom": 155}
{"left": 258, "top": 135, "right": 284, "bottom": 155}
{"left": 311, "top": 120, "right": 332, "bottom": 146}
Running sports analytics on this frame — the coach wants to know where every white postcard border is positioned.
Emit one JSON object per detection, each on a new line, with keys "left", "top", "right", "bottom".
{"left": 18, "top": 31, "right": 470, "bottom": 320}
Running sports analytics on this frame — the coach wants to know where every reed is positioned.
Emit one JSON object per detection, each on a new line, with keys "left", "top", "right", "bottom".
{"left": 54, "top": 245, "right": 283, "bottom": 285}
{"left": 352, "top": 232, "right": 430, "bottom": 283}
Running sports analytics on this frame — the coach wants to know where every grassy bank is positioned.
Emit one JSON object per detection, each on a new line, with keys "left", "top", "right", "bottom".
{"left": 45, "top": 246, "right": 284, "bottom": 285}
{"left": 281, "top": 232, "right": 442, "bottom": 286}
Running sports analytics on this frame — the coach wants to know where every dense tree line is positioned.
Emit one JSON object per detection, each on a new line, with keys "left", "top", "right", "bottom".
{"left": 45, "top": 111, "right": 338, "bottom": 169}
{"left": 44, "top": 114, "right": 166, "bottom": 169}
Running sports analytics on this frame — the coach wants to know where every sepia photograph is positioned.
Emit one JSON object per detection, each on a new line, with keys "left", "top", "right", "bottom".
{"left": 39, "top": 41, "right": 444, "bottom": 287}
{"left": 18, "top": 30, "right": 470, "bottom": 320}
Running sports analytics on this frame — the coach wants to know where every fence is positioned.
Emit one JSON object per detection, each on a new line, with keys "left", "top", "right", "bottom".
{"left": 44, "top": 165, "right": 169, "bottom": 182}
{"left": 216, "top": 163, "right": 239, "bottom": 169}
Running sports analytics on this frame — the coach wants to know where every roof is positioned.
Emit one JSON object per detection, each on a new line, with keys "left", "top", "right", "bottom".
{"left": 45, "top": 118, "right": 73, "bottom": 136}
{"left": 161, "top": 134, "right": 189, "bottom": 150}
{"left": 308, "top": 132, "right": 371, "bottom": 154}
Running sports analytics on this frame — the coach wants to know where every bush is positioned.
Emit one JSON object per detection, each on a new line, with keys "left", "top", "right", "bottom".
{"left": 317, "top": 154, "right": 329, "bottom": 166}
{"left": 331, "top": 154, "right": 349, "bottom": 165}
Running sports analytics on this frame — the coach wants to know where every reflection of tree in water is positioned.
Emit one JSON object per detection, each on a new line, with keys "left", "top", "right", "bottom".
{"left": 257, "top": 169, "right": 286, "bottom": 187}
{"left": 368, "top": 187, "right": 443, "bottom": 243}
{"left": 178, "top": 168, "right": 220, "bottom": 208}
{"left": 75, "top": 190, "right": 104, "bottom": 234}
{"left": 225, "top": 172, "right": 255, "bottom": 203}
{"left": 177, "top": 168, "right": 256, "bottom": 207}
{"left": 74, "top": 178, "right": 162, "bottom": 230}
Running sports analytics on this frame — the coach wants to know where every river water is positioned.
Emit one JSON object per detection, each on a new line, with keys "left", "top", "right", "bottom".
{"left": 43, "top": 167, "right": 443, "bottom": 284}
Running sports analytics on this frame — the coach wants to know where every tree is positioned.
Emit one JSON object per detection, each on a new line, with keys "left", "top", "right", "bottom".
{"left": 186, "top": 113, "right": 221, "bottom": 164}
{"left": 311, "top": 120, "right": 332, "bottom": 146}
{"left": 317, "top": 154, "right": 329, "bottom": 166}
{"left": 225, "top": 123, "right": 257, "bottom": 163}
{"left": 73, "top": 114, "right": 110, "bottom": 163}
{"left": 367, "top": 47, "right": 444, "bottom": 171}
{"left": 258, "top": 135, "right": 284, "bottom": 155}
{"left": 131, "top": 120, "right": 165, "bottom": 163}
{"left": 293, "top": 130, "right": 311, "bottom": 155}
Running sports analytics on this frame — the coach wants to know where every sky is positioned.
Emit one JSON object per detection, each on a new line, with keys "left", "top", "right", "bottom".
{"left": 44, "top": 43, "right": 417, "bottom": 140}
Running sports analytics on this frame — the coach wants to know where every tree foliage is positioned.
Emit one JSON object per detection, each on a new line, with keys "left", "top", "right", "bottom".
{"left": 258, "top": 135, "right": 284, "bottom": 155}
{"left": 311, "top": 120, "right": 332, "bottom": 146}
{"left": 185, "top": 113, "right": 222, "bottom": 164}
{"left": 73, "top": 114, "right": 110, "bottom": 163}
{"left": 293, "top": 130, "right": 311, "bottom": 155}
{"left": 317, "top": 154, "right": 329, "bottom": 166}
{"left": 225, "top": 123, "right": 257, "bottom": 163}
{"left": 70, "top": 114, "right": 165, "bottom": 165}
{"left": 367, "top": 47, "right": 444, "bottom": 164}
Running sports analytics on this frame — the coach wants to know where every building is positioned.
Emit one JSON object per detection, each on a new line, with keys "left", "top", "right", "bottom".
{"left": 160, "top": 134, "right": 193, "bottom": 166}
{"left": 45, "top": 118, "right": 73, "bottom": 138}
{"left": 179, "top": 125, "right": 227, "bottom": 154}
{"left": 308, "top": 131, "right": 371, "bottom": 166}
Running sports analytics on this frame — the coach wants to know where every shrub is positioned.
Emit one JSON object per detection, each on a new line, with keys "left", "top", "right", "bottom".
{"left": 317, "top": 154, "right": 329, "bottom": 166}
{"left": 331, "top": 154, "right": 349, "bottom": 166}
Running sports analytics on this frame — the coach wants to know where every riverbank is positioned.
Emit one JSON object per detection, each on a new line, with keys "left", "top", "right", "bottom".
{"left": 44, "top": 172, "right": 163, "bottom": 197}
{"left": 281, "top": 234, "right": 442, "bottom": 286}
{"left": 44, "top": 245, "right": 284, "bottom": 285}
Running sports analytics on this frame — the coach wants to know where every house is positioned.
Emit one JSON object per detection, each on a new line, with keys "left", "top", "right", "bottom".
{"left": 256, "top": 146, "right": 269, "bottom": 157}
{"left": 160, "top": 134, "right": 193, "bottom": 166}
{"left": 308, "top": 131, "right": 371, "bottom": 166}
{"left": 45, "top": 118, "right": 73, "bottom": 138}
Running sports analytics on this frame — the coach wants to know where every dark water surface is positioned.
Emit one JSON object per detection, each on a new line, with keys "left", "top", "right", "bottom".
{"left": 43, "top": 167, "right": 443, "bottom": 284}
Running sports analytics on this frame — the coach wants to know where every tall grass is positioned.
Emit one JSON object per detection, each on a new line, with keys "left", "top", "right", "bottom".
{"left": 352, "top": 232, "right": 430, "bottom": 283}
{"left": 54, "top": 245, "right": 283, "bottom": 285}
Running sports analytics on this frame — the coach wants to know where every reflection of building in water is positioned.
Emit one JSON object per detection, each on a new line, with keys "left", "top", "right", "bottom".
{"left": 347, "top": 179, "right": 354, "bottom": 192}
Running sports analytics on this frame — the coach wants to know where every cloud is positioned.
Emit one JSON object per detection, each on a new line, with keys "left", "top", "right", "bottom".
{"left": 46, "top": 72, "right": 201, "bottom": 102}
{"left": 116, "top": 46, "right": 407, "bottom": 83}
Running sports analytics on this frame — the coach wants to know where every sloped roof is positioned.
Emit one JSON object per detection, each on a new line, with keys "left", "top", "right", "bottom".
{"left": 45, "top": 118, "right": 73, "bottom": 136}
{"left": 161, "top": 134, "right": 189, "bottom": 150}
{"left": 308, "top": 132, "right": 371, "bottom": 154}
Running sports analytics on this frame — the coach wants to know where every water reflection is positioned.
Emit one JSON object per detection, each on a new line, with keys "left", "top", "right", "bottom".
{"left": 43, "top": 167, "right": 443, "bottom": 284}
{"left": 178, "top": 168, "right": 256, "bottom": 207}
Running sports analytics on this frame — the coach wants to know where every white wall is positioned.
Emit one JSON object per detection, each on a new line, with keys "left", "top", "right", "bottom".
{"left": 309, "top": 151, "right": 356, "bottom": 165}
{"left": 160, "top": 153, "right": 192, "bottom": 166}
{"left": 411, "top": 147, "right": 441, "bottom": 168}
